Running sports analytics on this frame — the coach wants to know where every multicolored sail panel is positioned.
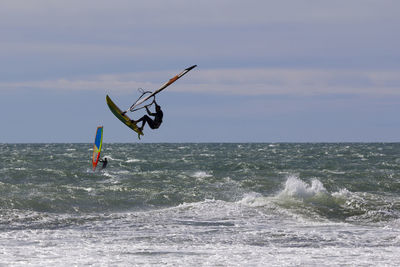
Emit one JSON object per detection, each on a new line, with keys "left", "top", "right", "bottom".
{"left": 92, "top": 126, "right": 103, "bottom": 171}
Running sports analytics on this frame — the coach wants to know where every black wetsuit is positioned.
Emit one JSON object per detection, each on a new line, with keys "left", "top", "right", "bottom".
{"left": 137, "top": 107, "right": 163, "bottom": 129}
{"left": 99, "top": 158, "right": 108, "bottom": 169}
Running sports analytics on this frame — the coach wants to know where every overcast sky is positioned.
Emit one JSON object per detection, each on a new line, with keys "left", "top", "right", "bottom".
{"left": 1, "top": 0, "right": 399, "bottom": 143}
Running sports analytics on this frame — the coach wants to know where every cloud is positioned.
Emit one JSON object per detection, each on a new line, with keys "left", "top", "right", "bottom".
{"left": 1, "top": 1, "right": 399, "bottom": 92}
{"left": 1, "top": 0, "right": 398, "bottom": 29}
{"left": 1, "top": 68, "right": 399, "bottom": 96}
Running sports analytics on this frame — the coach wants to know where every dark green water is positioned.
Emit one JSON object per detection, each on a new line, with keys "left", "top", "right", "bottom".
{"left": 0, "top": 143, "right": 399, "bottom": 265}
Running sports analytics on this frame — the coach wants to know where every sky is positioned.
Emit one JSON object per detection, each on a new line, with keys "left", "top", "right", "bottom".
{"left": 1, "top": 0, "right": 399, "bottom": 143}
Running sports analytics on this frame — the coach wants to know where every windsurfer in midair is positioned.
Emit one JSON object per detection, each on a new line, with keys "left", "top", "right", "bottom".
{"left": 133, "top": 102, "right": 163, "bottom": 132}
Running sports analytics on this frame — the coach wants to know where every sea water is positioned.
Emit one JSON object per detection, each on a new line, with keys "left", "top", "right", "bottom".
{"left": 0, "top": 143, "right": 399, "bottom": 266}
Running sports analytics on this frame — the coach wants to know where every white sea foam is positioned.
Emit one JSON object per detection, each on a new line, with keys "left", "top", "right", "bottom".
{"left": 115, "top": 170, "right": 130, "bottom": 174}
{"left": 322, "top": 169, "right": 346, "bottom": 174}
{"left": 191, "top": 171, "right": 212, "bottom": 179}
{"left": 199, "top": 153, "right": 214, "bottom": 157}
{"left": 237, "top": 192, "right": 269, "bottom": 207}
{"left": 102, "top": 171, "right": 116, "bottom": 179}
{"left": 332, "top": 188, "right": 353, "bottom": 198}
{"left": 278, "top": 175, "right": 327, "bottom": 199}
{"left": 126, "top": 158, "right": 142, "bottom": 163}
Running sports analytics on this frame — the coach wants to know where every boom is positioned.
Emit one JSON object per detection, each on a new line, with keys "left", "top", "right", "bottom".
{"left": 129, "top": 65, "right": 197, "bottom": 112}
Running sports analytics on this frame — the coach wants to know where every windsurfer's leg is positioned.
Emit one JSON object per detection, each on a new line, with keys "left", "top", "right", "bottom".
{"left": 132, "top": 115, "right": 145, "bottom": 124}
{"left": 137, "top": 115, "right": 154, "bottom": 130}
{"left": 141, "top": 115, "right": 156, "bottom": 129}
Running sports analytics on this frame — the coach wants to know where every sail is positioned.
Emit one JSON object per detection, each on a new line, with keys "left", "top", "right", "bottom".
{"left": 92, "top": 126, "right": 103, "bottom": 171}
{"left": 129, "top": 65, "right": 197, "bottom": 112}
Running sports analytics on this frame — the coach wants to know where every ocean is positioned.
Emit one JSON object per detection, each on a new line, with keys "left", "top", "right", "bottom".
{"left": 0, "top": 143, "right": 399, "bottom": 266}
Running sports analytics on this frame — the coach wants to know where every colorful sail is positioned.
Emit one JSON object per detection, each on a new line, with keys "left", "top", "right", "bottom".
{"left": 92, "top": 126, "right": 103, "bottom": 171}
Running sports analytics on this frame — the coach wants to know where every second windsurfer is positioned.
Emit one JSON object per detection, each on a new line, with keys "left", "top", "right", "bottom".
{"left": 99, "top": 157, "right": 108, "bottom": 169}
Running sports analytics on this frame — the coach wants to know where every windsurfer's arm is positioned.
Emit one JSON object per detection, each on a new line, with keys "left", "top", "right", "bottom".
{"left": 145, "top": 106, "right": 156, "bottom": 116}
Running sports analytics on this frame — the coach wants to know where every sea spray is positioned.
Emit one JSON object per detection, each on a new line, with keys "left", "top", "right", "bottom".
{"left": 279, "top": 175, "right": 327, "bottom": 199}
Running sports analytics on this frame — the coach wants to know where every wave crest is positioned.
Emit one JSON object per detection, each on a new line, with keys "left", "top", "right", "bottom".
{"left": 278, "top": 175, "right": 327, "bottom": 200}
